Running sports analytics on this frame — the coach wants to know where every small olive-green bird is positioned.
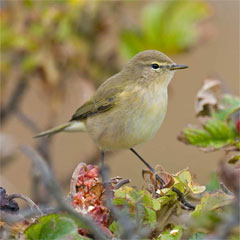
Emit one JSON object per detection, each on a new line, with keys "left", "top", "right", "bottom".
{"left": 35, "top": 50, "right": 188, "bottom": 175}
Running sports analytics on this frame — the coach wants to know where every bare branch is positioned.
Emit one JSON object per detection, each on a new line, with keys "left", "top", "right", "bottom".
{"left": 21, "top": 145, "right": 110, "bottom": 240}
{"left": 100, "top": 165, "right": 141, "bottom": 240}
{"left": 115, "top": 179, "right": 131, "bottom": 190}
{"left": 8, "top": 194, "right": 42, "bottom": 215}
{"left": 172, "top": 187, "right": 196, "bottom": 210}
{"left": 15, "top": 109, "right": 40, "bottom": 133}
{"left": 1, "top": 79, "right": 28, "bottom": 125}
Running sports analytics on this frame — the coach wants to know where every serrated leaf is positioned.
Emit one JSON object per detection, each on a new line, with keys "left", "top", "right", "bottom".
{"left": 181, "top": 118, "right": 237, "bottom": 149}
{"left": 24, "top": 214, "right": 89, "bottom": 240}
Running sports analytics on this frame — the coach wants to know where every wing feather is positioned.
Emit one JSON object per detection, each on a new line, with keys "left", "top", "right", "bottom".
{"left": 70, "top": 74, "right": 124, "bottom": 121}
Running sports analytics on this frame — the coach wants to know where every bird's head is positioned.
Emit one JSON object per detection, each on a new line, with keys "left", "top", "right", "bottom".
{"left": 123, "top": 50, "right": 188, "bottom": 87}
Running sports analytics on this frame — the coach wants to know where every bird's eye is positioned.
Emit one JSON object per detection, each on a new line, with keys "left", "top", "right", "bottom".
{"left": 151, "top": 63, "right": 160, "bottom": 69}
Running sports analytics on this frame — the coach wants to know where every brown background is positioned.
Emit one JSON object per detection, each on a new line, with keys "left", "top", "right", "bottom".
{"left": 1, "top": 1, "right": 239, "bottom": 200}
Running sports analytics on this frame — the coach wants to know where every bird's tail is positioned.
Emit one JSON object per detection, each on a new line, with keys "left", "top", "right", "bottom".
{"left": 34, "top": 121, "right": 86, "bottom": 138}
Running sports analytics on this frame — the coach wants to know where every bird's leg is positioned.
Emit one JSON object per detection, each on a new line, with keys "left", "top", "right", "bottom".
{"left": 100, "top": 151, "right": 107, "bottom": 182}
{"left": 130, "top": 148, "right": 165, "bottom": 186}
{"left": 100, "top": 151, "right": 110, "bottom": 185}
{"left": 130, "top": 148, "right": 195, "bottom": 209}
{"left": 100, "top": 151, "right": 105, "bottom": 170}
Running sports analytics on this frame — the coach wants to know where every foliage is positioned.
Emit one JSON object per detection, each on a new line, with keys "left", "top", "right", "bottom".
{"left": 120, "top": 0, "right": 210, "bottom": 59}
{"left": 178, "top": 79, "right": 240, "bottom": 152}
{"left": 191, "top": 192, "right": 233, "bottom": 231}
{"left": 2, "top": 160, "right": 235, "bottom": 240}
{"left": 1, "top": 1, "right": 238, "bottom": 240}
{"left": 24, "top": 214, "right": 90, "bottom": 240}
{"left": 205, "top": 172, "right": 221, "bottom": 192}
{"left": 1, "top": 81, "right": 239, "bottom": 239}
{"left": 0, "top": 0, "right": 211, "bottom": 109}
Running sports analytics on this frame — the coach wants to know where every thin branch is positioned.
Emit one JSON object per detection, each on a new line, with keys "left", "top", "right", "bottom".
{"left": 1, "top": 206, "right": 57, "bottom": 225}
{"left": 115, "top": 179, "right": 131, "bottom": 190}
{"left": 1, "top": 78, "right": 28, "bottom": 125}
{"left": 100, "top": 165, "right": 141, "bottom": 240}
{"left": 172, "top": 187, "right": 196, "bottom": 210}
{"left": 21, "top": 145, "right": 110, "bottom": 240}
{"left": 8, "top": 194, "right": 42, "bottom": 215}
{"left": 15, "top": 109, "right": 40, "bottom": 133}
{"left": 220, "top": 182, "right": 232, "bottom": 195}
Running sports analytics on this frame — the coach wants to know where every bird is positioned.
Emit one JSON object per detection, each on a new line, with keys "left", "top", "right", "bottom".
{"left": 35, "top": 50, "right": 188, "bottom": 183}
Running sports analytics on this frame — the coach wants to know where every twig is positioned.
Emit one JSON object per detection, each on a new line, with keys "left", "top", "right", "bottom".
{"left": 172, "top": 187, "right": 196, "bottom": 210}
{"left": 21, "top": 145, "right": 110, "bottom": 240}
{"left": 1, "top": 79, "right": 28, "bottom": 125}
{"left": 15, "top": 109, "right": 40, "bottom": 133}
{"left": 8, "top": 194, "right": 42, "bottom": 215}
{"left": 100, "top": 165, "right": 141, "bottom": 240}
{"left": 115, "top": 179, "right": 131, "bottom": 190}
{"left": 220, "top": 182, "right": 232, "bottom": 195}
{"left": 1, "top": 206, "right": 57, "bottom": 225}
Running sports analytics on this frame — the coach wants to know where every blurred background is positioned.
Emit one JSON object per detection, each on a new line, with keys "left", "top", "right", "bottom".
{"left": 1, "top": 0, "right": 239, "bottom": 205}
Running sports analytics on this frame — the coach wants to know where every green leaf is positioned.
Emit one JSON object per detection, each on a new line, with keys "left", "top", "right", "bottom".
{"left": 206, "top": 172, "right": 221, "bottom": 192}
{"left": 142, "top": 192, "right": 152, "bottom": 206}
{"left": 114, "top": 186, "right": 133, "bottom": 199}
{"left": 109, "top": 221, "right": 119, "bottom": 235}
{"left": 175, "top": 169, "right": 206, "bottom": 194}
{"left": 144, "top": 207, "right": 156, "bottom": 228}
{"left": 214, "top": 95, "right": 240, "bottom": 121}
{"left": 152, "top": 198, "right": 161, "bottom": 211}
{"left": 120, "top": 0, "right": 210, "bottom": 59}
{"left": 24, "top": 214, "right": 89, "bottom": 240}
{"left": 112, "top": 198, "right": 128, "bottom": 205}
{"left": 158, "top": 225, "right": 183, "bottom": 240}
{"left": 128, "top": 189, "right": 142, "bottom": 202}
{"left": 192, "top": 192, "right": 233, "bottom": 217}
{"left": 191, "top": 192, "right": 233, "bottom": 230}
{"left": 181, "top": 118, "right": 237, "bottom": 149}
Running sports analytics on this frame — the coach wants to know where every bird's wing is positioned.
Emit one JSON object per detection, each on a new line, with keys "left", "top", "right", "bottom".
{"left": 70, "top": 76, "right": 124, "bottom": 121}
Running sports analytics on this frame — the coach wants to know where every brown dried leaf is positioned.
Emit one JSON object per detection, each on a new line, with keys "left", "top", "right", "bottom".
{"left": 195, "top": 78, "right": 221, "bottom": 118}
{"left": 70, "top": 162, "right": 87, "bottom": 196}
{"left": 142, "top": 165, "right": 174, "bottom": 193}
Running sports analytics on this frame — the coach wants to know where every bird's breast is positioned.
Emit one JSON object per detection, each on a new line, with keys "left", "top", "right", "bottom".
{"left": 87, "top": 84, "right": 168, "bottom": 151}
{"left": 124, "top": 85, "right": 168, "bottom": 142}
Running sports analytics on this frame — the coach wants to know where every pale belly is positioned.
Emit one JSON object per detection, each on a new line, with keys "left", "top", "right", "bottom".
{"left": 86, "top": 89, "right": 168, "bottom": 151}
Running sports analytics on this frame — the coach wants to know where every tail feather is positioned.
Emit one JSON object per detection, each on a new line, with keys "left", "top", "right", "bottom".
{"left": 34, "top": 122, "right": 72, "bottom": 138}
{"left": 34, "top": 121, "right": 87, "bottom": 138}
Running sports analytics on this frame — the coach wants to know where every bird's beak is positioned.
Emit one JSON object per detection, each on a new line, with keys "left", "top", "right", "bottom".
{"left": 169, "top": 64, "right": 189, "bottom": 71}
